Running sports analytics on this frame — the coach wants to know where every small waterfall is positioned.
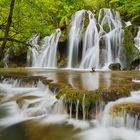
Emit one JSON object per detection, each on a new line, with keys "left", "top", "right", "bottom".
{"left": 76, "top": 100, "right": 80, "bottom": 120}
{"left": 27, "top": 29, "right": 61, "bottom": 67}
{"left": 101, "top": 90, "right": 140, "bottom": 129}
{"left": 3, "top": 48, "right": 10, "bottom": 68}
{"left": 0, "top": 79, "right": 65, "bottom": 128}
{"left": 80, "top": 11, "right": 99, "bottom": 69}
{"left": 134, "top": 27, "right": 140, "bottom": 51}
{"left": 67, "top": 10, "right": 85, "bottom": 68}
{"left": 81, "top": 8, "right": 123, "bottom": 69}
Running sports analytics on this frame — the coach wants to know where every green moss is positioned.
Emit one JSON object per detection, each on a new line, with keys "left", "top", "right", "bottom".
{"left": 110, "top": 102, "right": 140, "bottom": 117}
{"left": 57, "top": 58, "right": 67, "bottom": 68}
{"left": 56, "top": 85, "right": 130, "bottom": 108}
{"left": 121, "top": 25, "right": 140, "bottom": 69}
{"left": 98, "top": 87, "right": 130, "bottom": 103}
{"left": 56, "top": 87, "right": 99, "bottom": 108}
{"left": 49, "top": 82, "right": 71, "bottom": 92}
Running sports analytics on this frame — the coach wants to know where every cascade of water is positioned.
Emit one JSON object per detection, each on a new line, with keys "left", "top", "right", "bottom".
{"left": 69, "top": 102, "right": 73, "bottom": 119}
{"left": 82, "top": 94, "right": 86, "bottom": 120}
{"left": 27, "top": 29, "right": 61, "bottom": 67}
{"left": 51, "top": 96, "right": 67, "bottom": 114}
{"left": 80, "top": 11, "right": 99, "bottom": 69}
{"left": 134, "top": 27, "right": 140, "bottom": 51}
{"left": 96, "top": 8, "right": 123, "bottom": 68}
{"left": 0, "top": 79, "right": 65, "bottom": 128}
{"left": 67, "top": 10, "right": 85, "bottom": 68}
{"left": 101, "top": 90, "right": 140, "bottom": 129}
{"left": 67, "top": 8, "right": 124, "bottom": 69}
{"left": 79, "top": 127, "right": 140, "bottom": 140}
{"left": 76, "top": 100, "right": 80, "bottom": 120}
{"left": 3, "top": 48, "right": 10, "bottom": 68}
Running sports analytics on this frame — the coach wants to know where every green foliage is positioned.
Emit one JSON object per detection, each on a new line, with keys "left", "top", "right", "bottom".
{"left": 0, "top": 0, "right": 140, "bottom": 59}
{"left": 0, "top": 0, "right": 140, "bottom": 42}
{"left": 122, "top": 26, "right": 140, "bottom": 69}
{"left": 109, "top": 0, "right": 140, "bottom": 24}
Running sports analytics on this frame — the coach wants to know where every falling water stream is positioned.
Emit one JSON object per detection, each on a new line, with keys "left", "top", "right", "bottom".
{"left": 26, "top": 8, "right": 140, "bottom": 70}
{"left": 135, "top": 27, "right": 140, "bottom": 51}
{"left": 68, "top": 8, "right": 123, "bottom": 69}
{"left": 27, "top": 29, "right": 61, "bottom": 67}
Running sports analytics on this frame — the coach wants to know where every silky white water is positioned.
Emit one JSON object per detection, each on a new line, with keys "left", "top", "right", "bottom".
{"left": 0, "top": 79, "right": 66, "bottom": 128}
{"left": 26, "top": 8, "right": 139, "bottom": 70}
{"left": 67, "top": 8, "right": 123, "bottom": 69}
{"left": 27, "top": 29, "right": 61, "bottom": 67}
{"left": 67, "top": 10, "right": 85, "bottom": 68}
{"left": 135, "top": 27, "right": 140, "bottom": 51}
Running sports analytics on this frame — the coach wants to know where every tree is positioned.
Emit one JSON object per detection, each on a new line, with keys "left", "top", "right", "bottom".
{"left": 0, "top": 0, "right": 15, "bottom": 59}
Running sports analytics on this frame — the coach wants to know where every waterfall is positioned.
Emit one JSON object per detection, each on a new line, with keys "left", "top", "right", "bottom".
{"left": 26, "top": 8, "right": 138, "bottom": 70}
{"left": 80, "top": 11, "right": 99, "bottom": 69}
{"left": 134, "top": 27, "right": 140, "bottom": 51}
{"left": 67, "top": 8, "right": 123, "bottom": 69}
{"left": 67, "top": 10, "right": 85, "bottom": 68}
{"left": 3, "top": 48, "right": 10, "bottom": 68}
{"left": 27, "top": 29, "right": 61, "bottom": 67}
{"left": 101, "top": 90, "right": 140, "bottom": 129}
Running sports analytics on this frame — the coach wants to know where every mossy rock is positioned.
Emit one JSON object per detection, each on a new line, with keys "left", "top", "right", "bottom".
{"left": 98, "top": 87, "right": 130, "bottom": 103}
{"left": 120, "top": 82, "right": 140, "bottom": 91}
{"left": 57, "top": 58, "right": 67, "bottom": 68}
{"left": 121, "top": 25, "right": 140, "bottom": 69}
{"left": 42, "top": 78, "right": 53, "bottom": 85}
{"left": 57, "top": 88, "right": 99, "bottom": 107}
{"left": 49, "top": 82, "right": 71, "bottom": 93}
{"left": 56, "top": 87, "right": 99, "bottom": 119}
{"left": 56, "top": 85, "right": 130, "bottom": 119}
{"left": 110, "top": 102, "right": 140, "bottom": 117}
{"left": 109, "top": 63, "right": 121, "bottom": 70}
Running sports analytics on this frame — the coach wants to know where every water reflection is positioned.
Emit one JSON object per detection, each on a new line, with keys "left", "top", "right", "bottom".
{"left": 81, "top": 73, "right": 99, "bottom": 90}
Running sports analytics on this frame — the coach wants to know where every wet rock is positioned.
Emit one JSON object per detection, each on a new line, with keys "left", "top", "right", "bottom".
{"left": 131, "top": 58, "right": 140, "bottom": 70}
{"left": 109, "top": 63, "right": 121, "bottom": 70}
{"left": 56, "top": 86, "right": 130, "bottom": 119}
{"left": 99, "top": 87, "right": 130, "bottom": 103}
{"left": 110, "top": 102, "right": 140, "bottom": 117}
{"left": 120, "top": 25, "right": 140, "bottom": 69}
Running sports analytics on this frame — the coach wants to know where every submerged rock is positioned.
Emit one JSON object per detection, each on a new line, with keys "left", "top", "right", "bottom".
{"left": 109, "top": 63, "right": 121, "bottom": 70}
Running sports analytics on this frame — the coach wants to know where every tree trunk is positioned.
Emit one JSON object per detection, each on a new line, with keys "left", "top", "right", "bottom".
{"left": 0, "top": 0, "right": 15, "bottom": 59}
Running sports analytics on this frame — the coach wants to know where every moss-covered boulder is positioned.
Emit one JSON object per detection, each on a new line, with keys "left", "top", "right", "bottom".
{"left": 109, "top": 63, "right": 121, "bottom": 70}
{"left": 120, "top": 25, "right": 140, "bottom": 69}
{"left": 56, "top": 85, "right": 130, "bottom": 119}
{"left": 56, "top": 87, "right": 99, "bottom": 119}
{"left": 110, "top": 102, "right": 140, "bottom": 117}
{"left": 98, "top": 87, "right": 130, "bottom": 103}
